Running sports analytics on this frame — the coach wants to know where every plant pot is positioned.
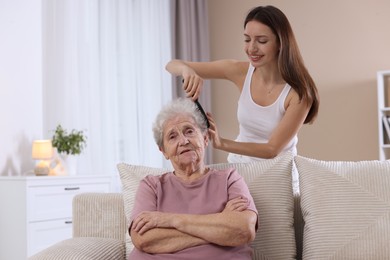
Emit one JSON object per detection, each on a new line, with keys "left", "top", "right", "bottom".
{"left": 61, "top": 154, "right": 78, "bottom": 176}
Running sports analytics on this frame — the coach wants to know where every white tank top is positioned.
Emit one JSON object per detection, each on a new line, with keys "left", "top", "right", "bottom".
{"left": 228, "top": 63, "right": 298, "bottom": 163}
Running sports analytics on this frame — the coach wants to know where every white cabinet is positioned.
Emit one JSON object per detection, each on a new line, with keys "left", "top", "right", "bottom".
{"left": 377, "top": 70, "right": 390, "bottom": 160}
{"left": 0, "top": 175, "right": 112, "bottom": 260}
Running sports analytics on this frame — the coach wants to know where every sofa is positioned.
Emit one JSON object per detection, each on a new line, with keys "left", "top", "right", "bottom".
{"left": 29, "top": 153, "right": 390, "bottom": 260}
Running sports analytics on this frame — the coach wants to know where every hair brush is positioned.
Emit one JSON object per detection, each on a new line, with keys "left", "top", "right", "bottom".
{"left": 194, "top": 99, "right": 210, "bottom": 129}
{"left": 181, "top": 79, "right": 210, "bottom": 128}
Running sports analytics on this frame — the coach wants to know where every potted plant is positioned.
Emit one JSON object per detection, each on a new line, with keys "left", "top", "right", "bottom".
{"left": 52, "top": 125, "right": 87, "bottom": 175}
{"left": 52, "top": 125, "right": 87, "bottom": 155}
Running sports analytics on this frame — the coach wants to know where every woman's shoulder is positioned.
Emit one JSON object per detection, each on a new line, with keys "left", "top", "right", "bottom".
{"left": 223, "top": 60, "right": 249, "bottom": 73}
{"left": 142, "top": 172, "right": 172, "bottom": 185}
{"left": 219, "top": 60, "right": 249, "bottom": 87}
{"left": 209, "top": 167, "right": 241, "bottom": 179}
{"left": 285, "top": 84, "right": 312, "bottom": 107}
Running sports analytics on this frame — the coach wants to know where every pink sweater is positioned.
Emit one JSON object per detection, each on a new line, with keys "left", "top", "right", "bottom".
{"left": 130, "top": 168, "right": 258, "bottom": 259}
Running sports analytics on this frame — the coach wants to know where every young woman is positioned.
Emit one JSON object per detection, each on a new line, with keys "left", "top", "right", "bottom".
{"left": 165, "top": 6, "right": 319, "bottom": 190}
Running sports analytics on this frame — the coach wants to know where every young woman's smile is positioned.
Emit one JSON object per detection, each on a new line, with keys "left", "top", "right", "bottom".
{"left": 244, "top": 20, "right": 279, "bottom": 67}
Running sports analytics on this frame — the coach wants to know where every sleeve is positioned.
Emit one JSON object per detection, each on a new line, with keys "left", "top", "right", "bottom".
{"left": 129, "top": 175, "right": 158, "bottom": 227}
{"left": 226, "top": 168, "right": 259, "bottom": 230}
{"left": 226, "top": 168, "right": 258, "bottom": 215}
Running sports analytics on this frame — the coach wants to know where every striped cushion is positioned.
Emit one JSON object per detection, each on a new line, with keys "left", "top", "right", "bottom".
{"left": 210, "top": 153, "right": 296, "bottom": 260}
{"left": 28, "top": 237, "right": 125, "bottom": 260}
{"left": 118, "top": 152, "right": 295, "bottom": 260}
{"left": 295, "top": 156, "right": 390, "bottom": 260}
{"left": 117, "top": 164, "right": 169, "bottom": 257}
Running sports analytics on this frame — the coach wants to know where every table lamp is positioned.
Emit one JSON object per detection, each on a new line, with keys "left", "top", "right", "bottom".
{"left": 32, "top": 140, "right": 54, "bottom": 176}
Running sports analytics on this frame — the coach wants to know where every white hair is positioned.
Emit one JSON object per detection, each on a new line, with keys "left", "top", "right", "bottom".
{"left": 152, "top": 98, "right": 207, "bottom": 148}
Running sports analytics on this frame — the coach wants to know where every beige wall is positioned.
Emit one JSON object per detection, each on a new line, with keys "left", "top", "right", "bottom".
{"left": 207, "top": 0, "right": 390, "bottom": 162}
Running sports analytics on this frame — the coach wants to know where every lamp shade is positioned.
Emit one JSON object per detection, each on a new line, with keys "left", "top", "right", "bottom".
{"left": 32, "top": 140, "right": 54, "bottom": 160}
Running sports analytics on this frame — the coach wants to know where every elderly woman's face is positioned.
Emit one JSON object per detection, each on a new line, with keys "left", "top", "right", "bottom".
{"left": 160, "top": 114, "right": 208, "bottom": 169}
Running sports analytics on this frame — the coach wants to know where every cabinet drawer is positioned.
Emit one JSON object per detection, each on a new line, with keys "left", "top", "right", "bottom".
{"left": 28, "top": 183, "right": 110, "bottom": 222}
{"left": 28, "top": 218, "right": 73, "bottom": 257}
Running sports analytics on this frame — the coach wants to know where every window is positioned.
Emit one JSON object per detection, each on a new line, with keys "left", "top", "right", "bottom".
{"left": 43, "top": 0, "right": 173, "bottom": 178}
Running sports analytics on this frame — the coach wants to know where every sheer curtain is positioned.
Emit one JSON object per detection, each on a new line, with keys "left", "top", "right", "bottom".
{"left": 42, "top": 0, "right": 173, "bottom": 181}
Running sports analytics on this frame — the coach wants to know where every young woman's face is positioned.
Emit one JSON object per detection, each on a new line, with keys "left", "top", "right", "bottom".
{"left": 160, "top": 114, "right": 207, "bottom": 170}
{"left": 244, "top": 20, "right": 280, "bottom": 67}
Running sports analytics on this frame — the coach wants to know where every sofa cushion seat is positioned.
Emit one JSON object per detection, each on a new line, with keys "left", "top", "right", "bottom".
{"left": 29, "top": 237, "right": 126, "bottom": 260}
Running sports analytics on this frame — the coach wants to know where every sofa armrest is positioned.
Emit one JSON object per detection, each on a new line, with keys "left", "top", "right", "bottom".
{"left": 73, "top": 192, "right": 127, "bottom": 241}
{"left": 29, "top": 193, "right": 127, "bottom": 260}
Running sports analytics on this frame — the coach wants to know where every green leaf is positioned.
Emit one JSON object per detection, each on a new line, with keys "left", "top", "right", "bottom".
{"left": 51, "top": 124, "right": 87, "bottom": 155}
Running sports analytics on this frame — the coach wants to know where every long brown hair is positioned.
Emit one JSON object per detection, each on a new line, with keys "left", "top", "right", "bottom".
{"left": 245, "top": 5, "right": 319, "bottom": 124}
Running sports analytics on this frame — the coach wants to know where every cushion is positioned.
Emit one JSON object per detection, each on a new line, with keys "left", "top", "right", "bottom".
{"left": 118, "top": 151, "right": 296, "bottom": 260}
{"left": 28, "top": 237, "right": 126, "bottom": 260}
{"left": 295, "top": 156, "right": 390, "bottom": 260}
{"left": 117, "top": 164, "right": 168, "bottom": 257}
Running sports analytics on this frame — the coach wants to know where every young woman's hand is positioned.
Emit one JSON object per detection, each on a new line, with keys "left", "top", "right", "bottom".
{"left": 182, "top": 68, "right": 203, "bottom": 100}
{"left": 207, "top": 112, "right": 222, "bottom": 149}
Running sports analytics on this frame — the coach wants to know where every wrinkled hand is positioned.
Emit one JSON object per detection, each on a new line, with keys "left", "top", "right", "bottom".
{"left": 132, "top": 211, "right": 173, "bottom": 235}
{"left": 182, "top": 70, "right": 203, "bottom": 100}
{"left": 206, "top": 113, "right": 222, "bottom": 149}
{"left": 223, "top": 197, "right": 249, "bottom": 212}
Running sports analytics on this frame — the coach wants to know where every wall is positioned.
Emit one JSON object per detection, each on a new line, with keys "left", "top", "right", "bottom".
{"left": 208, "top": 0, "right": 390, "bottom": 162}
{"left": 0, "top": 0, "right": 43, "bottom": 176}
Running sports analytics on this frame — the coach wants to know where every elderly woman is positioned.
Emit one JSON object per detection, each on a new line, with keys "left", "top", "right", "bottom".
{"left": 129, "top": 98, "right": 258, "bottom": 259}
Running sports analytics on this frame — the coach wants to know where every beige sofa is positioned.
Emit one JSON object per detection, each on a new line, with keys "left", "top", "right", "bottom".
{"left": 30, "top": 154, "right": 390, "bottom": 260}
